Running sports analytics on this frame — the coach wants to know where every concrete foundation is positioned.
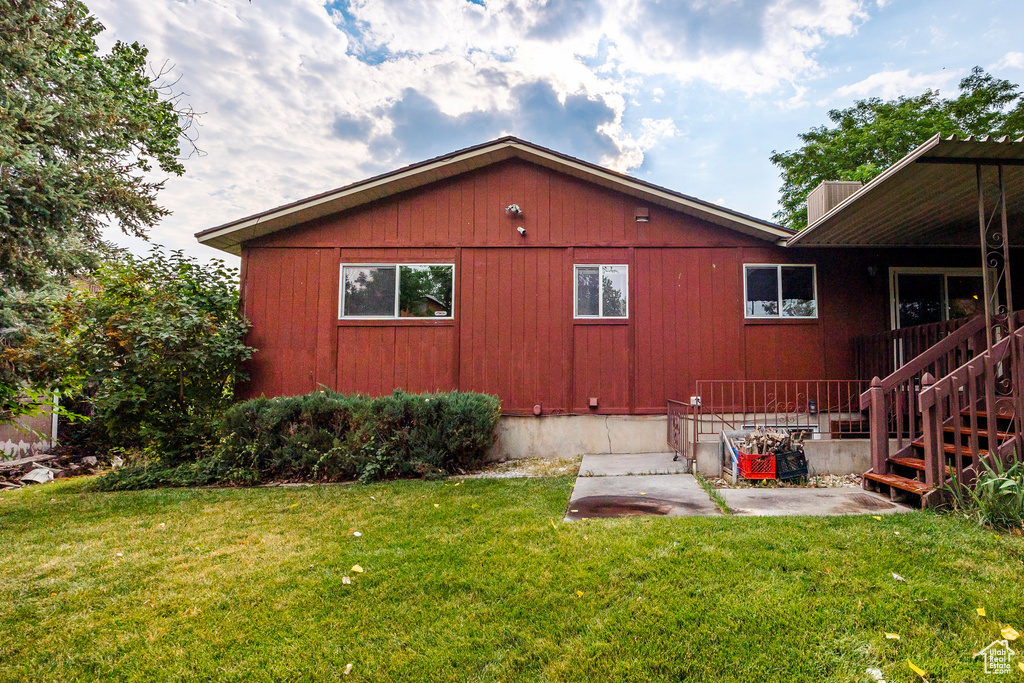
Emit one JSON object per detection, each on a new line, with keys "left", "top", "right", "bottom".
{"left": 490, "top": 413, "right": 881, "bottom": 478}
{"left": 489, "top": 414, "right": 668, "bottom": 461}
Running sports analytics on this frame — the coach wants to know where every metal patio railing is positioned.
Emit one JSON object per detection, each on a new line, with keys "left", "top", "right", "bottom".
{"left": 668, "top": 379, "right": 871, "bottom": 462}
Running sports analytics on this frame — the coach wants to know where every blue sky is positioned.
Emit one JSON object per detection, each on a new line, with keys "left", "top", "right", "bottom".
{"left": 88, "top": 0, "right": 1024, "bottom": 264}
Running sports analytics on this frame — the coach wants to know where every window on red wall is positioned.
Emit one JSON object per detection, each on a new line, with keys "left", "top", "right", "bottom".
{"left": 744, "top": 264, "right": 817, "bottom": 319}
{"left": 575, "top": 264, "right": 628, "bottom": 318}
{"left": 340, "top": 264, "right": 454, "bottom": 319}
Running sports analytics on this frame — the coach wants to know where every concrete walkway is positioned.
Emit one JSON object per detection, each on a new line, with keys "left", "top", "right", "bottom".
{"left": 565, "top": 453, "right": 910, "bottom": 520}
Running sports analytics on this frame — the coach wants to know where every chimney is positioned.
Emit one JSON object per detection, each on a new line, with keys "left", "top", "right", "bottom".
{"left": 806, "top": 181, "right": 862, "bottom": 225}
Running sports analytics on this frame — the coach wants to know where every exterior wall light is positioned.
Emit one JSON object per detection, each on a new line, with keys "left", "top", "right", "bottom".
{"left": 506, "top": 204, "right": 523, "bottom": 216}
{"left": 517, "top": 226, "right": 526, "bottom": 236}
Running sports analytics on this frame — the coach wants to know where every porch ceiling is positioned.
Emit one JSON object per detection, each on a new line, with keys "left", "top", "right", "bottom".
{"left": 788, "top": 135, "right": 1024, "bottom": 248}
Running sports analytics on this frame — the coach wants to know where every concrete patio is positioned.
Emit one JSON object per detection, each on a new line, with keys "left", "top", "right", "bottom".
{"left": 565, "top": 452, "right": 911, "bottom": 520}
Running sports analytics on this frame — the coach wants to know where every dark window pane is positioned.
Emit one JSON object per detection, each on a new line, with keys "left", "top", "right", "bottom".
{"left": 746, "top": 266, "right": 778, "bottom": 316}
{"left": 781, "top": 266, "right": 816, "bottom": 317}
{"left": 947, "top": 275, "right": 984, "bottom": 320}
{"left": 576, "top": 266, "right": 599, "bottom": 316}
{"left": 343, "top": 266, "right": 396, "bottom": 316}
{"left": 897, "top": 274, "right": 943, "bottom": 327}
{"left": 602, "top": 265, "right": 628, "bottom": 317}
{"left": 399, "top": 265, "right": 454, "bottom": 318}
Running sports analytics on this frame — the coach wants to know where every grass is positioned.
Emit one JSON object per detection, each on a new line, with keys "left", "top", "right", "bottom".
{"left": 694, "top": 471, "right": 731, "bottom": 514}
{"left": 1, "top": 477, "right": 1023, "bottom": 682}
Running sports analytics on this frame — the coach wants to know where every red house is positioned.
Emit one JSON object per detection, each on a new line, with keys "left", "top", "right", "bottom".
{"left": 197, "top": 135, "right": 1023, "bottom": 505}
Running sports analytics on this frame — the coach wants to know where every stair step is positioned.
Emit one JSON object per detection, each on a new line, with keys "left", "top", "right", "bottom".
{"left": 863, "top": 471, "right": 932, "bottom": 496}
{"left": 961, "top": 408, "right": 1015, "bottom": 422}
{"left": 910, "top": 438, "right": 987, "bottom": 457}
{"left": 943, "top": 425, "right": 1010, "bottom": 440}
{"left": 888, "top": 456, "right": 953, "bottom": 476}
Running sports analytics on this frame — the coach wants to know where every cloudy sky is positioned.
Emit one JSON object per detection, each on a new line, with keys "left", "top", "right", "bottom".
{"left": 88, "top": 0, "right": 1024, "bottom": 265}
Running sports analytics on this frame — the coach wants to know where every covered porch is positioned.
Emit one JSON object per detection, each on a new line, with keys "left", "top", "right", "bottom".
{"left": 788, "top": 134, "right": 1024, "bottom": 506}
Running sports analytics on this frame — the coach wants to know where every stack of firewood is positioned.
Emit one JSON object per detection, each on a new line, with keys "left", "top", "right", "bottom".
{"left": 739, "top": 427, "right": 803, "bottom": 455}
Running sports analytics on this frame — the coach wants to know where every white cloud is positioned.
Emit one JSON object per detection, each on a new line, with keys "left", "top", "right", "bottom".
{"left": 828, "top": 68, "right": 958, "bottom": 102}
{"left": 85, "top": 0, "right": 875, "bottom": 260}
{"left": 993, "top": 51, "right": 1024, "bottom": 70}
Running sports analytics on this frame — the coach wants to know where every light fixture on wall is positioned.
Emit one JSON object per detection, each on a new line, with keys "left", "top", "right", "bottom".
{"left": 867, "top": 265, "right": 879, "bottom": 278}
{"left": 506, "top": 203, "right": 523, "bottom": 217}
{"left": 517, "top": 226, "right": 526, "bottom": 237}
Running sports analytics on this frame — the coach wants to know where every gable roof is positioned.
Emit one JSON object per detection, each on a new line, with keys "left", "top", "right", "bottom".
{"left": 788, "top": 134, "right": 1024, "bottom": 248}
{"left": 196, "top": 136, "right": 792, "bottom": 254}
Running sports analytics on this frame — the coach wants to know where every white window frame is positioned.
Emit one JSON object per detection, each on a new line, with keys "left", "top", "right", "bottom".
{"left": 743, "top": 263, "right": 818, "bottom": 320}
{"left": 888, "top": 266, "right": 985, "bottom": 330}
{"left": 574, "top": 264, "right": 629, "bottom": 319}
{"left": 339, "top": 263, "right": 455, "bottom": 319}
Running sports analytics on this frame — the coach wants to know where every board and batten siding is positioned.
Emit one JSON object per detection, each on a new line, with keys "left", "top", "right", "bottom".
{"left": 238, "top": 157, "right": 981, "bottom": 414}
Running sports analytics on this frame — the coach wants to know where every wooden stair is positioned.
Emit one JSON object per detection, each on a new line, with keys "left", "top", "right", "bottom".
{"left": 863, "top": 406, "right": 1011, "bottom": 504}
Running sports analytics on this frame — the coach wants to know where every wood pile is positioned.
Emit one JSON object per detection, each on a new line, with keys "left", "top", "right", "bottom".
{"left": 737, "top": 427, "right": 804, "bottom": 456}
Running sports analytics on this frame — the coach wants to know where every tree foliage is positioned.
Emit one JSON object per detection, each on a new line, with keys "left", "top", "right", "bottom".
{"left": 771, "top": 67, "right": 1024, "bottom": 229}
{"left": 1, "top": 0, "right": 197, "bottom": 421}
{"left": 17, "top": 248, "right": 252, "bottom": 462}
{"left": 0, "top": 0, "right": 194, "bottom": 290}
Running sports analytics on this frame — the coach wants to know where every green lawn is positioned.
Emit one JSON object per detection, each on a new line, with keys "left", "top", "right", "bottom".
{"left": 1, "top": 476, "right": 1022, "bottom": 682}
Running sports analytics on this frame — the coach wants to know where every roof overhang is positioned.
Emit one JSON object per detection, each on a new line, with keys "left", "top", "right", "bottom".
{"left": 788, "top": 135, "right": 1024, "bottom": 248}
{"left": 196, "top": 136, "right": 792, "bottom": 255}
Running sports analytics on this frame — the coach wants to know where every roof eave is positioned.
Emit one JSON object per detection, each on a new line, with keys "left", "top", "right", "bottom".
{"left": 196, "top": 137, "right": 790, "bottom": 255}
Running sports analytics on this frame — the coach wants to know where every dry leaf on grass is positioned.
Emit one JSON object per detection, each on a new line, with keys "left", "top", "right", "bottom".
{"left": 977, "top": 607, "right": 987, "bottom": 617}
{"left": 344, "top": 663, "right": 353, "bottom": 675}
{"left": 351, "top": 565, "right": 364, "bottom": 573}
{"left": 1001, "top": 625, "right": 1020, "bottom": 641}
{"left": 341, "top": 576, "right": 351, "bottom": 585}
{"left": 885, "top": 633, "right": 900, "bottom": 640}
{"left": 891, "top": 572, "right": 905, "bottom": 582}
{"left": 907, "top": 659, "right": 927, "bottom": 678}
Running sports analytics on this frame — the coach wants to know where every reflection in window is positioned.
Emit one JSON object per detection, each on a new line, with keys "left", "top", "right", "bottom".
{"left": 744, "top": 264, "right": 817, "bottom": 319}
{"left": 343, "top": 266, "right": 396, "bottom": 317}
{"left": 576, "top": 266, "right": 600, "bottom": 317}
{"left": 399, "top": 265, "right": 453, "bottom": 318}
{"left": 575, "top": 265, "right": 628, "bottom": 318}
{"left": 341, "top": 264, "right": 454, "bottom": 318}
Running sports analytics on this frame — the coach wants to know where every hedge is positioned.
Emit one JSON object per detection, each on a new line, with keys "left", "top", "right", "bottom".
{"left": 97, "top": 389, "right": 502, "bottom": 490}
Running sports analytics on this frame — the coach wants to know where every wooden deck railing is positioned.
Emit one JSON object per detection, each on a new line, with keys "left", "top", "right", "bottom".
{"left": 917, "top": 323, "right": 1024, "bottom": 490}
{"left": 855, "top": 318, "right": 973, "bottom": 382}
{"left": 859, "top": 315, "right": 987, "bottom": 475}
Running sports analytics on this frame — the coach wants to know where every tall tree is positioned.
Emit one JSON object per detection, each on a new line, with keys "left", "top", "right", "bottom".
{"left": 771, "top": 67, "right": 1024, "bottom": 229}
{"left": 0, "top": 0, "right": 195, "bottom": 420}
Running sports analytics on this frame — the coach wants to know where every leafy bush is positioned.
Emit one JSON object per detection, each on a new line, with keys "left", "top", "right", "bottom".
{"left": 216, "top": 389, "right": 501, "bottom": 483}
{"left": 93, "top": 389, "right": 502, "bottom": 490}
{"left": 19, "top": 247, "right": 252, "bottom": 462}
{"left": 945, "top": 457, "right": 1024, "bottom": 532}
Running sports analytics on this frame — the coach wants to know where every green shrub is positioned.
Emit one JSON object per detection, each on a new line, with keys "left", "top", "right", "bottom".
{"left": 95, "top": 389, "right": 502, "bottom": 490}
{"left": 215, "top": 389, "right": 501, "bottom": 483}
{"left": 18, "top": 248, "right": 252, "bottom": 463}
{"left": 944, "top": 457, "right": 1024, "bottom": 532}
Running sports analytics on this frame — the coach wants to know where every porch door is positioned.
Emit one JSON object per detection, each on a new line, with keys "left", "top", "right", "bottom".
{"left": 891, "top": 269, "right": 985, "bottom": 329}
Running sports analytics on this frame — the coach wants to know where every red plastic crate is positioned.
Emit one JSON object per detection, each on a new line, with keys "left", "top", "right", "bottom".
{"left": 737, "top": 450, "right": 776, "bottom": 479}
